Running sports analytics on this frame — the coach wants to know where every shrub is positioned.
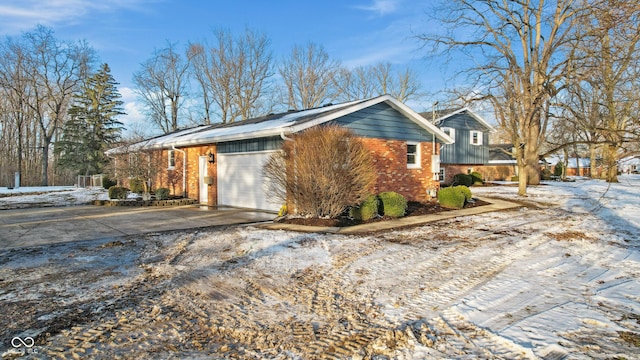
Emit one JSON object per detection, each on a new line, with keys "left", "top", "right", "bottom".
{"left": 378, "top": 191, "right": 407, "bottom": 218}
{"left": 102, "top": 176, "right": 117, "bottom": 189}
{"left": 129, "top": 178, "right": 145, "bottom": 194}
{"left": 349, "top": 195, "right": 379, "bottom": 221}
{"left": 263, "top": 126, "right": 377, "bottom": 218}
{"left": 541, "top": 168, "right": 552, "bottom": 180}
{"left": 510, "top": 175, "right": 519, "bottom": 182}
{"left": 437, "top": 187, "right": 466, "bottom": 209}
{"left": 470, "top": 171, "right": 484, "bottom": 185}
{"left": 452, "top": 173, "right": 473, "bottom": 187}
{"left": 108, "top": 186, "right": 129, "bottom": 200}
{"left": 553, "top": 162, "right": 564, "bottom": 177}
{"left": 454, "top": 185, "right": 473, "bottom": 201}
{"left": 156, "top": 187, "right": 170, "bottom": 200}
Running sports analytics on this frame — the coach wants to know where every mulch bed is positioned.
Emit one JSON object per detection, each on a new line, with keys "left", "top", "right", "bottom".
{"left": 276, "top": 198, "right": 491, "bottom": 228}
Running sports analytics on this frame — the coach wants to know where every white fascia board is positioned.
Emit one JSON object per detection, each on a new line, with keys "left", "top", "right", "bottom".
{"left": 383, "top": 96, "right": 455, "bottom": 144}
{"left": 435, "top": 107, "right": 496, "bottom": 133}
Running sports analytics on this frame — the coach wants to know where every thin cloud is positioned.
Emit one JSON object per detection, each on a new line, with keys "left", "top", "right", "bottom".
{"left": 354, "top": 0, "right": 400, "bottom": 16}
{"left": 0, "top": 0, "right": 158, "bottom": 34}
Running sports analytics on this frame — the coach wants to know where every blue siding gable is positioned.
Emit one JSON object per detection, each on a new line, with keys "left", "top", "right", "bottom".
{"left": 439, "top": 111, "right": 490, "bottom": 165}
{"left": 329, "top": 103, "right": 436, "bottom": 142}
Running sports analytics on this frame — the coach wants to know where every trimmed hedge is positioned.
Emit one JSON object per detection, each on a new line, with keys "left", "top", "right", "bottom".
{"left": 129, "top": 178, "right": 145, "bottom": 194}
{"left": 437, "top": 187, "right": 466, "bottom": 209}
{"left": 156, "top": 187, "right": 170, "bottom": 200}
{"left": 102, "top": 176, "right": 117, "bottom": 189}
{"left": 452, "top": 173, "right": 473, "bottom": 187}
{"left": 378, "top": 191, "right": 407, "bottom": 218}
{"left": 108, "top": 186, "right": 129, "bottom": 200}
{"left": 454, "top": 185, "right": 473, "bottom": 201}
{"left": 350, "top": 195, "right": 379, "bottom": 221}
{"left": 470, "top": 171, "right": 484, "bottom": 185}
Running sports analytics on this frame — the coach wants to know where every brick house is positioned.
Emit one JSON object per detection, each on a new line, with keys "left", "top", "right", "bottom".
{"left": 106, "top": 95, "right": 454, "bottom": 211}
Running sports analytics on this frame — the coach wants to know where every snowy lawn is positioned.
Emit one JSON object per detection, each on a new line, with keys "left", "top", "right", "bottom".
{"left": 0, "top": 186, "right": 109, "bottom": 209}
{"left": 1, "top": 176, "right": 639, "bottom": 359}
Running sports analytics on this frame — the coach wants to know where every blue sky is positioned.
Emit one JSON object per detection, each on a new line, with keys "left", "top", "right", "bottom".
{"left": 0, "top": 0, "right": 459, "bottom": 130}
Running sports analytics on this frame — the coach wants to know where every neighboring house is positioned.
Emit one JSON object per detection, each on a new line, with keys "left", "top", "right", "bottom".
{"left": 420, "top": 108, "right": 495, "bottom": 184}
{"left": 106, "top": 95, "right": 454, "bottom": 211}
{"left": 484, "top": 144, "right": 518, "bottom": 181}
{"left": 620, "top": 156, "right": 640, "bottom": 174}
{"left": 546, "top": 155, "right": 592, "bottom": 177}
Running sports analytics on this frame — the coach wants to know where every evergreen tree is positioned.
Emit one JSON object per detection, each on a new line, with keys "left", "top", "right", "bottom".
{"left": 57, "top": 63, "right": 125, "bottom": 175}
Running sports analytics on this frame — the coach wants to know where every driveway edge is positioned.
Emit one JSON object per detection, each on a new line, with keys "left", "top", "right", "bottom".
{"left": 258, "top": 197, "right": 522, "bottom": 234}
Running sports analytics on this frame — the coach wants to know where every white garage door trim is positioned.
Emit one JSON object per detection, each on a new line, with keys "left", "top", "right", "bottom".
{"left": 217, "top": 150, "right": 280, "bottom": 212}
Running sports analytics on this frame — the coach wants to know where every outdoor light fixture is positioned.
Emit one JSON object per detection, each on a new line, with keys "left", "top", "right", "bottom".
{"left": 207, "top": 151, "right": 215, "bottom": 163}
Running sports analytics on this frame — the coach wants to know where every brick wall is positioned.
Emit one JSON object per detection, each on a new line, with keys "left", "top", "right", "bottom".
{"left": 361, "top": 138, "right": 440, "bottom": 202}
{"left": 151, "top": 145, "right": 217, "bottom": 205}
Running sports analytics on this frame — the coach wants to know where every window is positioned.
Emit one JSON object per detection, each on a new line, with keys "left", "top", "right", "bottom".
{"left": 407, "top": 142, "right": 420, "bottom": 168}
{"left": 439, "top": 168, "right": 445, "bottom": 182}
{"left": 168, "top": 150, "right": 176, "bottom": 169}
{"left": 470, "top": 130, "right": 483, "bottom": 145}
{"left": 442, "top": 127, "right": 455, "bottom": 140}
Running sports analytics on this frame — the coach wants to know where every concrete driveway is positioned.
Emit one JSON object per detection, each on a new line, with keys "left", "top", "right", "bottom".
{"left": 0, "top": 205, "right": 275, "bottom": 249}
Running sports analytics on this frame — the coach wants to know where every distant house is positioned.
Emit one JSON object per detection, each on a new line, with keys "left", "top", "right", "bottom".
{"left": 620, "top": 156, "right": 640, "bottom": 174}
{"left": 485, "top": 144, "right": 518, "bottom": 181}
{"left": 546, "top": 155, "right": 592, "bottom": 177}
{"left": 421, "top": 108, "right": 497, "bottom": 184}
{"left": 107, "top": 95, "right": 453, "bottom": 211}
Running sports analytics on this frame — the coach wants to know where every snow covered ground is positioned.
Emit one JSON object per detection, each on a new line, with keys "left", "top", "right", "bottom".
{"left": 0, "top": 186, "right": 109, "bottom": 209}
{"left": 1, "top": 176, "right": 639, "bottom": 359}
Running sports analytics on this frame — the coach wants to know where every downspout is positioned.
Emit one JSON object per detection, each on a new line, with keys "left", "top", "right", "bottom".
{"left": 172, "top": 145, "right": 187, "bottom": 198}
{"left": 432, "top": 101, "right": 439, "bottom": 182}
{"left": 280, "top": 132, "right": 293, "bottom": 142}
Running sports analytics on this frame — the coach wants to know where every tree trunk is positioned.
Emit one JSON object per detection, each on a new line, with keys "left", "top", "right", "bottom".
{"left": 518, "top": 165, "right": 528, "bottom": 196}
{"left": 41, "top": 142, "right": 49, "bottom": 186}
{"left": 524, "top": 136, "right": 541, "bottom": 185}
{"left": 604, "top": 143, "right": 618, "bottom": 183}
{"left": 589, "top": 144, "right": 597, "bottom": 179}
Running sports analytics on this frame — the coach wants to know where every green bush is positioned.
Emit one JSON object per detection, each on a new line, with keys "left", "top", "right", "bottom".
{"left": 108, "top": 186, "right": 129, "bottom": 200}
{"left": 378, "top": 191, "right": 407, "bottom": 218}
{"left": 102, "top": 176, "right": 117, "bottom": 189}
{"left": 470, "top": 171, "right": 483, "bottom": 185}
{"left": 454, "top": 185, "right": 473, "bottom": 201}
{"left": 156, "top": 187, "right": 170, "bottom": 200}
{"left": 452, "top": 173, "right": 473, "bottom": 187}
{"left": 553, "top": 162, "right": 564, "bottom": 177}
{"left": 129, "top": 178, "right": 145, "bottom": 194}
{"left": 437, "top": 187, "right": 466, "bottom": 209}
{"left": 510, "top": 175, "right": 519, "bottom": 182}
{"left": 349, "top": 195, "right": 379, "bottom": 221}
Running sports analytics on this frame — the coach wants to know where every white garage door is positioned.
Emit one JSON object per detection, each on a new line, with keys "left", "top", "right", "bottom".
{"left": 217, "top": 151, "right": 280, "bottom": 212}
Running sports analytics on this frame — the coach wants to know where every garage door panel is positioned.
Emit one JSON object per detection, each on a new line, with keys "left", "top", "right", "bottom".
{"left": 217, "top": 152, "right": 279, "bottom": 211}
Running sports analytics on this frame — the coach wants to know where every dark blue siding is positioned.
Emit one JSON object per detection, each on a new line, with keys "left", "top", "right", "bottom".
{"left": 329, "top": 103, "right": 436, "bottom": 142}
{"left": 439, "top": 113, "right": 489, "bottom": 164}
{"left": 217, "top": 136, "right": 283, "bottom": 153}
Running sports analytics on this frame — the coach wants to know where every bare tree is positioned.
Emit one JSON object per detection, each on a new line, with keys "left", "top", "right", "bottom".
{"left": 0, "top": 26, "right": 95, "bottom": 186}
{"left": 190, "top": 28, "right": 274, "bottom": 123}
{"left": 419, "top": 0, "right": 582, "bottom": 196}
{"left": 334, "top": 66, "right": 379, "bottom": 101}
{"left": 133, "top": 42, "right": 192, "bottom": 134}
{"left": 279, "top": 42, "right": 341, "bottom": 110}
{"left": 0, "top": 36, "right": 33, "bottom": 186}
{"left": 334, "top": 62, "right": 422, "bottom": 103}
{"left": 579, "top": 0, "right": 640, "bottom": 182}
